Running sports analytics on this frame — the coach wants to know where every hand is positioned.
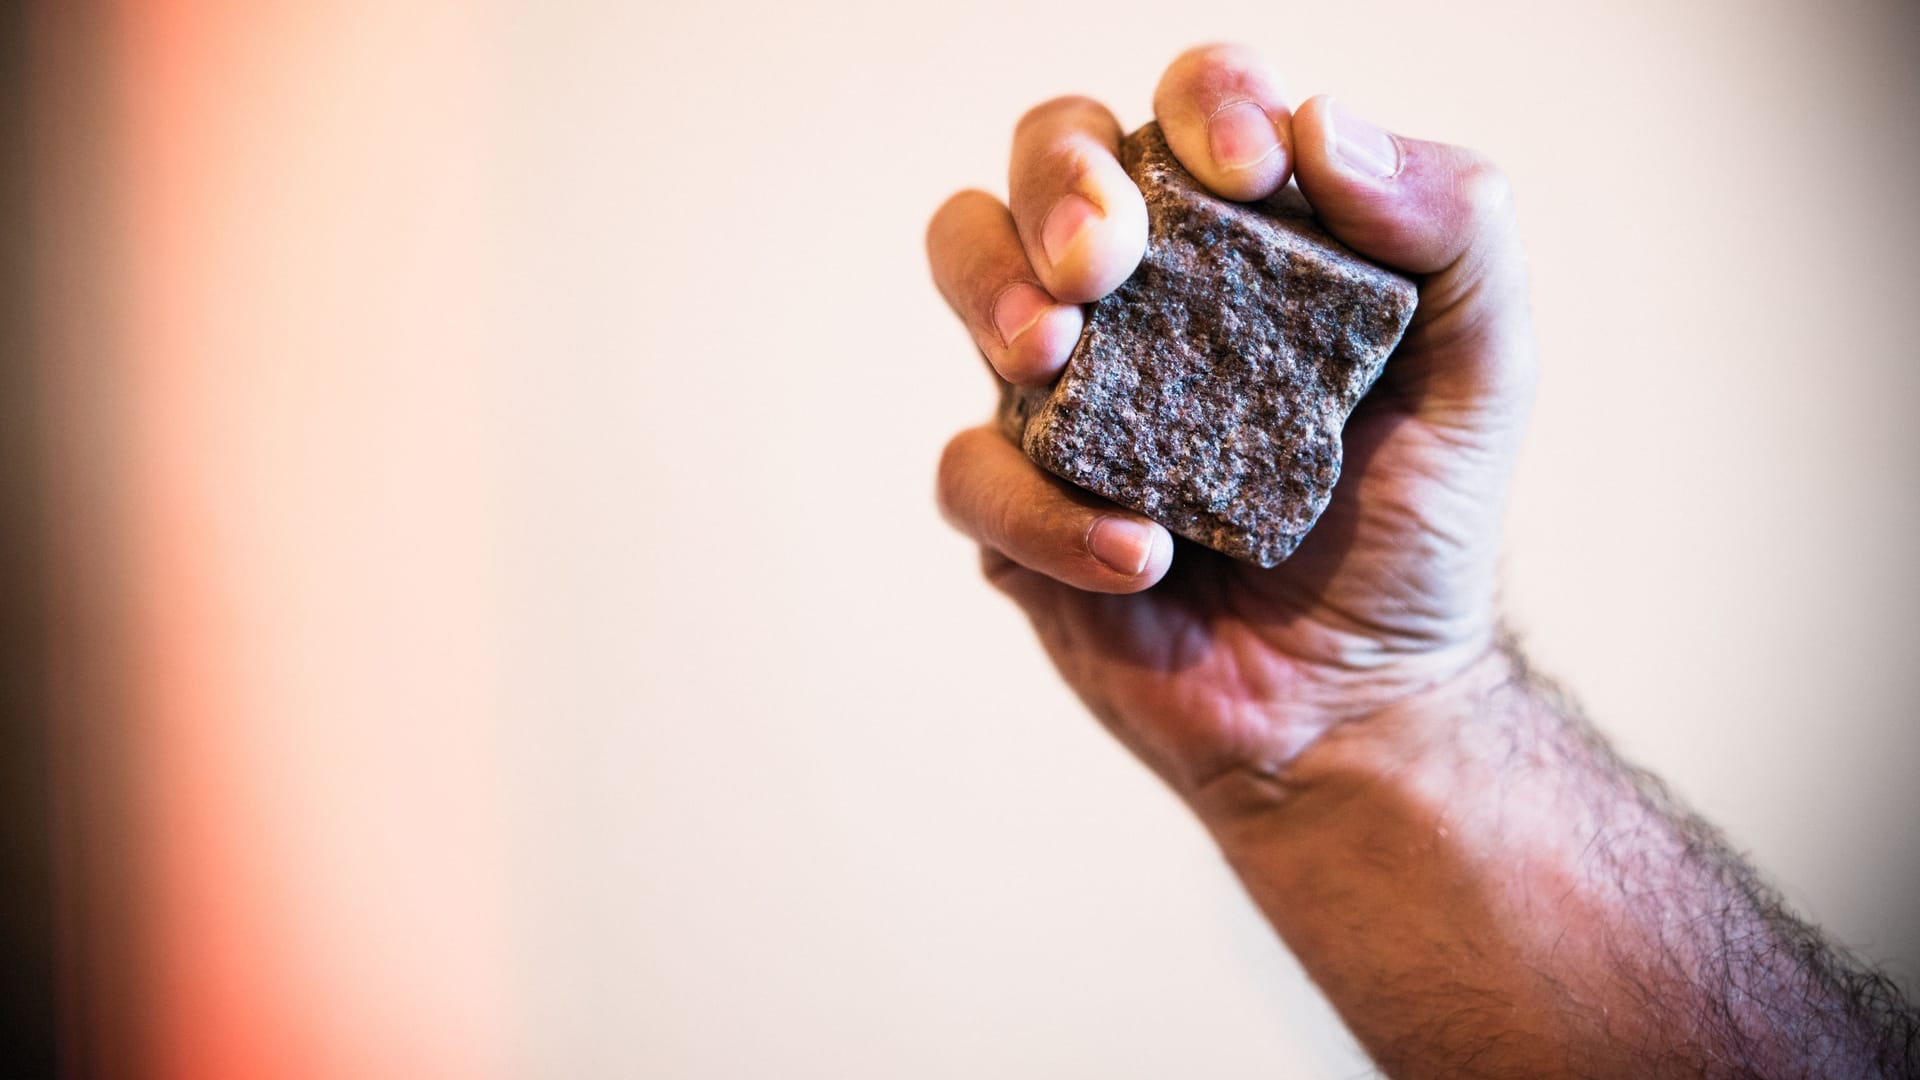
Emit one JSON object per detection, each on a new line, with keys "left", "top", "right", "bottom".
{"left": 928, "top": 44, "right": 1537, "bottom": 818}
{"left": 930, "top": 52, "right": 1920, "bottom": 1074}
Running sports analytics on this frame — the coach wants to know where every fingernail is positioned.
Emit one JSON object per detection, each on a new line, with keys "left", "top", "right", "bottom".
{"left": 1088, "top": 517, "right": 1155, "bottom": 576}
{"left": 1041, "top": 192, "right": 1101, "bottom": 268}
{"left": 1326, "top": 97, "right": 1400, "bottom": 180}
{"left": 1207, "top": 101, "right": 1281, "bottom": 172}
{"left": 991, "top": 282, "right": 1052, "bottom": 347}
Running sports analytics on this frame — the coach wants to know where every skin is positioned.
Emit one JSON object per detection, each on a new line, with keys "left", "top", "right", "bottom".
{"left": 929, "top": 44, "right": 1918, "bottom": 1077}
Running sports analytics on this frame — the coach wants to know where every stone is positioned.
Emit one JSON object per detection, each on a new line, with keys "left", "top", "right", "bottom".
{"left": 999, "top": 122, "right": 1418, "bottom": 569}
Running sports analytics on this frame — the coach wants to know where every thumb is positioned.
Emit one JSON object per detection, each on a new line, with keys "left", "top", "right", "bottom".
{"left": 1290, "top": 94, "right": 1535, "bottom": 422}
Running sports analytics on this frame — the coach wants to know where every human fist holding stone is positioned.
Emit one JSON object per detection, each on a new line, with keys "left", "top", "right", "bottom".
{"left": 929, "top": 42, "right": 1532, "bottom": 814}
{"left": 929, "top": 44, "right": 1916, "bottom": 1078}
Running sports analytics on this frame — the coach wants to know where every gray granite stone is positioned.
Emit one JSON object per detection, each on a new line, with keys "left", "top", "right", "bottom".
{"left": 999, "top": 122, "right": 1418, "bottom": 568}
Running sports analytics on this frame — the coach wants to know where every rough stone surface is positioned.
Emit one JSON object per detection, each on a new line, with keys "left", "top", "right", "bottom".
{"left": 999, "top": 122, "right": 1418, "bottom": 568}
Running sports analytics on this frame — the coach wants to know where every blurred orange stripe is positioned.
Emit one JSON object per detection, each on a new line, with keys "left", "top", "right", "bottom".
{"left": 35, "top": 3, "right": 514, "bottom": 1076}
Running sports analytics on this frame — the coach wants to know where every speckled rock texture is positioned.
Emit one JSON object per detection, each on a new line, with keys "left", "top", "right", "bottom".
{"left": 999, "top": 122, "right": 1418, "bottom": 568}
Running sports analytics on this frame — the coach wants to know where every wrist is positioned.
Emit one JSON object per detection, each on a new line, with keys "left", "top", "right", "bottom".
{"left": 1185, "top": 637, "right": 1529, "bottom": 847}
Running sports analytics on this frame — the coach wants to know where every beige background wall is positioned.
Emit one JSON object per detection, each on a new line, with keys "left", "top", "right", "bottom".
{"left": 44, "top": 0, "right": 1918, "bottom": 1076}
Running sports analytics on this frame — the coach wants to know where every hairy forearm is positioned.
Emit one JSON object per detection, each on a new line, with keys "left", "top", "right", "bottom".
{"left": 1196, "top": 642, "right": 1918, "bottom": 1078}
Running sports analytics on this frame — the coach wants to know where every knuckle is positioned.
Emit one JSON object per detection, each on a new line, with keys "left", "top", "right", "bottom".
{"left": 927, "top": 188, "right": 992, "bottom": 244}
{"left": 1035, "top": 142, "right": 1103, "bottom": 190}
{"left": 1035, "top": 493, "right": 1099, "bottom": 570}
{"left": 1158, "top": 43, "right": 1271, "bottom": 111}
{"left": 1014, "top": 94, "right": 1103, "bottom": 140}
{"left": 934, "top": 430, "right": 976, "bottom": 525}
{"left": 928, "top": 188, "right": 975, "bottom": 228}
{"left": 1455, "top": 154, "right": 1517, "bottom": 230}
{"left": 928, "top": 192, "right": 1014, "bottom": 308}
{"left": 937, "top": 427, "right": 1019, "bottom": 550}
{"left": 989, "top": 487, "right": 1027, "bottom": 557}
{"left": 964, "top": 257, "right": 1010, "bottom": 319}
{"left": 925, "top": 191, "right": 965, "bottom": 257}
{"left": 1169, "top": 41, "right": 1254, "bottom": 81}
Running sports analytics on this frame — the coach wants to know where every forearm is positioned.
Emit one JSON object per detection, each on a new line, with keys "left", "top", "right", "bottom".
{"left": 1196, "top": 644, "right": 1918, "bottom": 1078}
